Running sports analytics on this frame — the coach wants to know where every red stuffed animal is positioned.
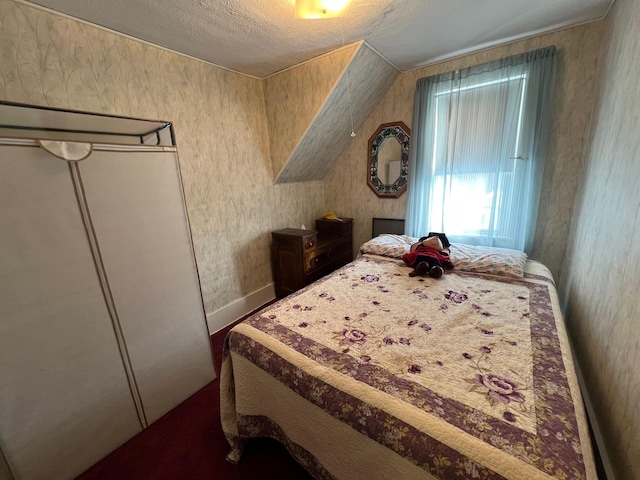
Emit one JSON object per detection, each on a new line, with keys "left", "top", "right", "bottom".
{"left": 402, "top": 233, "right": 454, "bottom": 278}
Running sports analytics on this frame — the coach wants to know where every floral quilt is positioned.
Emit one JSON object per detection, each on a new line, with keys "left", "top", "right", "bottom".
{"left": 220, "top": 254, "right": 596, "bottom": 480}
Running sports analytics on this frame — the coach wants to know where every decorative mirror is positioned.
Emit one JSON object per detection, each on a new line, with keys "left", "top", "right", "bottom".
{"left": 367, "top": 121, "right": 410, "bottom": 198}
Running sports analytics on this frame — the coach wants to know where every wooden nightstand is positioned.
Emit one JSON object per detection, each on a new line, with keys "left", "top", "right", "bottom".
{"left": 271, "top": 218, "right": 353, "bottom": 298}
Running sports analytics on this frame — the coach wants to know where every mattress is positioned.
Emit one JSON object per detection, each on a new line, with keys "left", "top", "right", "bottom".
{"left": 220, "top": 238, "right": 596, "bottom": 480}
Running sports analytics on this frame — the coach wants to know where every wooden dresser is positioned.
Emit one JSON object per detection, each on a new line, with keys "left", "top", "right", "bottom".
{"left": 271, "top": 218, "right": 353, "bottom": 298}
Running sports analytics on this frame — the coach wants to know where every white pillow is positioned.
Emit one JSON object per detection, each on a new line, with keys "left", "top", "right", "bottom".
{"left": 449, "top": 243, "right": 527, "bottom": 278}
{"left": 359, "top": 234, "right": 415, "bottom": 258}
{"left": 359, "top": 234, "right": 527, "bottom": 278}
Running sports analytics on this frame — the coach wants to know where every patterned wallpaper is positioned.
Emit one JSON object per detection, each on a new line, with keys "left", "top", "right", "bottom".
{"left": 264, "top": 43, "right": 357, "bottom": 178}
{"left": 324, "top": 22, "right": 604, "bottom": 283}
{"left": 0, "top": 0, "right": 326, "bottom": 314}
{"left": 274, "top": 42, "right": 399, "bottom": 183}
{"left": 560, "top": 0, "right": 640, "bottom": 477}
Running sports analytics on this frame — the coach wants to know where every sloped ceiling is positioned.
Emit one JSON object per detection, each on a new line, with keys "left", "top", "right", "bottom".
{"left": 21, "top": 0, "right": 613, "bottom": 79}
{"left": 265, "top": 42, "right": 399, "bottom": 183}
{"left": 263, "top": 43, "right": 360, "bottom": 180}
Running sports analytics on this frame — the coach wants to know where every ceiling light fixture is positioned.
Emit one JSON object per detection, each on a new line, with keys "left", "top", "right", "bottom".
{"left": 294, "top": 0, "right": 352, "bottom": 19}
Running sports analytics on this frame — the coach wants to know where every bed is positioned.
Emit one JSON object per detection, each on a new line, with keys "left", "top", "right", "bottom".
{"left": 220, "top": 234, "right": 597, "bottom": 480}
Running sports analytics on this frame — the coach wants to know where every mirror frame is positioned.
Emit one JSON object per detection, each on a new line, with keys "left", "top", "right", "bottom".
{"left": 367, "top": 121, "right": 411, "bottom": 198}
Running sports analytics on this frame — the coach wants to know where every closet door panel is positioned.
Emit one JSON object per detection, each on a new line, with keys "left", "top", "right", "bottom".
{"left": 78, "top": 150, "right": 215, "bottom": 424}
{"left": 0, "top": 146, "right": 143, "bottom": 480}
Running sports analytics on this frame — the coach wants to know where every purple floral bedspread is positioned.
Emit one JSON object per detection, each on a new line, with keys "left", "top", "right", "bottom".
{"left": 221, "top": 254, "right": 596, "bottom": 480}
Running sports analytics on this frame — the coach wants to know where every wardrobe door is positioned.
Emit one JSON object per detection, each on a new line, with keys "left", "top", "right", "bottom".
{"left": 0, "top": 145, "right": 143, "bottom": 480}
{"left": 77, "top": 149, "right": 215, "bottom": 424}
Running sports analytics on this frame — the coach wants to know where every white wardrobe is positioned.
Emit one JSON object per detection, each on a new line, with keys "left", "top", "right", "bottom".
{"left": 0, "top": 103, "right": 216, "bottom": 480}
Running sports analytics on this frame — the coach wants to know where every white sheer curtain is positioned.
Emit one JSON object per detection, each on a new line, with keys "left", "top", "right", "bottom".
{"left": 405, "top": 47, "right": 557, "bottom": 253}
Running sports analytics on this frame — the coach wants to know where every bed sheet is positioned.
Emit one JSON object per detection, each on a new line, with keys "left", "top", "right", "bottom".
{"left": 220, "top": 254, "right": 596, "bottom": 480}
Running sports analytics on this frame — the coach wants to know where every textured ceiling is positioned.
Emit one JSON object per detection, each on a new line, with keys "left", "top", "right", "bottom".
{"left": 22, "top": 0, "right": 612, "bottom": 78}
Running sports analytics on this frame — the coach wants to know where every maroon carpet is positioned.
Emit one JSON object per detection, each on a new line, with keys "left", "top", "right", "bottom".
{"left": 76, "top": 322, "right": 313, "bottom": 479}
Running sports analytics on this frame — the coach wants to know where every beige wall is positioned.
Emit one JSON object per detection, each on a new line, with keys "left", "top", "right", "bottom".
{"left": 560, "top": 0, "right": 640, "bottom": 477}
{"left": 264, "top": 43, "right": 357, "bottom": 178}
{"left": 270, "top": 42, "right": 399, "bottom": 184}
{"left": 0, "top": 0, "right": 326, "bottom": 315}
{"left": 325, "top": 22, "right": 604, "bottom": 282}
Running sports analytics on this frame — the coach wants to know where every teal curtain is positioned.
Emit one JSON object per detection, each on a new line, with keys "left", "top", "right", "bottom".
{"left": 405, "top": 46, "right": 556, "bottom": 253}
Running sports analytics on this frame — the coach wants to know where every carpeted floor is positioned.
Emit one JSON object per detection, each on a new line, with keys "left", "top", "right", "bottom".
{"left": 76, "top": 321, "right": 313, "bottom": 479}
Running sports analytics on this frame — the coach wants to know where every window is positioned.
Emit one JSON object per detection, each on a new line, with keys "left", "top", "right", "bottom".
{"left": 405, "top": 47, "right": 556, "bottom": 253}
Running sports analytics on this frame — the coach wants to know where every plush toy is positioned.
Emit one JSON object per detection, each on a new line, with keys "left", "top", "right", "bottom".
{"left": 402, "top": 232, "right": 454, "bottom": 278}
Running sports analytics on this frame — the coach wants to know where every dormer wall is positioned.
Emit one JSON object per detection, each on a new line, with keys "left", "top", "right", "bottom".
{"left": 264, "top": 41, "right": 399, "bottom": 183}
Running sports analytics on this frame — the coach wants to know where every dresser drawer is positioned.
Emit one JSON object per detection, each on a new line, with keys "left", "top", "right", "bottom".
{"left": 306, "top": 249, "right": 332, "bottom": 272}
{"left": 304, "top": 238, "right": 350, "bottom": 274}
{"left": 271, "top": 220, "right": 353, "bottom": 298}
{"left": 302, "top": 234, "right": 317, "bottom": 250}
{"left": 271, "top": 228, "right": 316, "bottom": 251}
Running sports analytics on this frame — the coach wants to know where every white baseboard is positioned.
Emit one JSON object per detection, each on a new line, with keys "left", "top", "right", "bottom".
{"left": 206, "top": 283, "right": 275, "bottom": 335}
